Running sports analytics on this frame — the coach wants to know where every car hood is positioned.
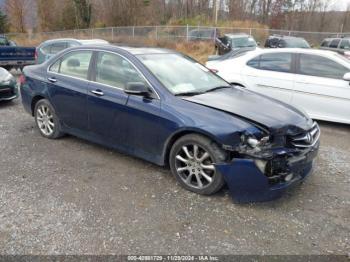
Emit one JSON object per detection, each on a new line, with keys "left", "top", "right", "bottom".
{"left": 183, "top": 87, "right": 313, "bottom": 134}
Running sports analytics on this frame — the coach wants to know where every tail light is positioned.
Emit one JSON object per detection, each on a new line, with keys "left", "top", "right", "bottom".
{"left": 19, "top": 74, "right": 26, "bottom": 85}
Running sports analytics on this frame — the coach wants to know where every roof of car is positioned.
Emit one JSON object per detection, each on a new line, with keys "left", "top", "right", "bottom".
{"left": 72, "top": 44, "right": 175, "bottom": 55}
{"left": 225, "top": 33, "right": 250, "bottom": 38}
{"left": 40, "top": 38, "right": 108, "bottom": 45}
{"left": 246, "top": 48, "right": 341, "bottom": 57}
{"left": 268, "top": 35, "right": 305, "bottom": 40}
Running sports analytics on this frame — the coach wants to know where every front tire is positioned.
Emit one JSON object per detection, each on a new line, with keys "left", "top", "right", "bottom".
{"left": 169, "top": 134, "right": 227, "bottom": 195}
{"left": 34, "top": 99, "right": 63, "bottom": 139}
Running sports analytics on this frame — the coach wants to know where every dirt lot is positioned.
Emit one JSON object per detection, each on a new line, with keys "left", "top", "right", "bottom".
{"left": 0, "top": 96, "right": 349, "bottom": 255}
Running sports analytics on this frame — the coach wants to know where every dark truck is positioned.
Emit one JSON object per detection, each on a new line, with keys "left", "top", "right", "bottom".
{"left": 0, "top": 35, "right": 35, "bottom": 71}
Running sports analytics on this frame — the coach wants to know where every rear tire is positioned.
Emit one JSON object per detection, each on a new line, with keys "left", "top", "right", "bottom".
{"left": 34, "top": 99, "right": 64, "bottom": 139}
{"left": 169, "top": 134, "right": 227, "bottom": 195}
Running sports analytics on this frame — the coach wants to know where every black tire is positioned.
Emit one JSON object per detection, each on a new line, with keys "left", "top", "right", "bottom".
{"left": 34, "top": 99, "right": 64, "bottom": 139}
{"left": 169, "top": 134, "right": 227, "bottom": 195}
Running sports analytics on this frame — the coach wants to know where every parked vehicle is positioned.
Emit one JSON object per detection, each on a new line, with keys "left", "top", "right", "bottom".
{"left": 0, "top": 35, "right": 35, "bottom": 71}
{"left": 36, "top": 38, "right": 109, "bottom": 64}
{"left": 188, "top": 28, "right": 219, "bottom": 41}
{"left": 0, "top": 67, "right": 18, "bottom": 102}
{"left": 20, "top": 45, "right": 319, "bottom": 202}
{"left": 206, "top": 48, "right": 350, "bottom": 124}
{"left": 264, "top": 35, "right": 310, "bottom": 48}
{"left": 320, "top": 37, "right": 350, "bottom": 59}
{"left": 207, "top": 46, "right": 257, "bottom": 62}
{"left": 215, "top": 33, "right": 257, "bottom": 55}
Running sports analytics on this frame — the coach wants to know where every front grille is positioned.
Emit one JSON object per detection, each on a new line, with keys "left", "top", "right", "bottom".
{"left": 289, "top": 122, "right": 320, "bottom": 148}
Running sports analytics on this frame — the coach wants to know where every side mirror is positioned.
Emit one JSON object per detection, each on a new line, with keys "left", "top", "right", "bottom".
{"left": 124, "top": 82, "right": 151, "bottom": 97}
{"left": 343, "top": 72, "right": 350, "bottom": 81}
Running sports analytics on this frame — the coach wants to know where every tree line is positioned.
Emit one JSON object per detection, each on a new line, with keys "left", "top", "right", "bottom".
{"left": 1, "top": 0, "right": 350, "bottom": 34}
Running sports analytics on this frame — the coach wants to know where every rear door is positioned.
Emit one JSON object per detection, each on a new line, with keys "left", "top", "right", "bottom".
{"left": 242, "top": 52, "right": 295, "bottom": 104}
{"left": 292, "top": 53, "right": 350, "bottom": 123}
{"left": 47, "top": 50, "right": 93, "bottom": 130}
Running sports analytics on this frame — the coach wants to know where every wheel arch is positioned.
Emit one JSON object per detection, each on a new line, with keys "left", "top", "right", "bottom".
{"left": 162, "top": 128, "right": 225, "bottom": 166}
{"left": 31, "top": 95, "right": 46, "bottom": 116}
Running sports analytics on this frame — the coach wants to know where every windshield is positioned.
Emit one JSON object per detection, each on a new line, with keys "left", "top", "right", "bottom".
{"left": 231, "top": 37, "right": 257, "bottom": 48}
{"left": 138, "top": 53, "right": 229, "bottom": 95}
{"left": 285, "top": 38, "right": 310, "bottom": 48}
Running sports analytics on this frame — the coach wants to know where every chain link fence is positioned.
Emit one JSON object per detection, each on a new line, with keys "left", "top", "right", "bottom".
{"left": 5, "top": 25, "right": 350, "bottom": 47}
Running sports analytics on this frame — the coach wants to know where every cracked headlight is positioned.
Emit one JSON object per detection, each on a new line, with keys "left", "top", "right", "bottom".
{"left": 241, "top": 134, "right": 270, "bottom": 149}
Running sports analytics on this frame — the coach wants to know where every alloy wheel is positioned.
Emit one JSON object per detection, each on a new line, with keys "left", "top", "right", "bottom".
{"left": 36, "top": 105, "right": 55, "bottom": 136}
{"left": 175, "top": 144, "right": 216, "bottom": 189}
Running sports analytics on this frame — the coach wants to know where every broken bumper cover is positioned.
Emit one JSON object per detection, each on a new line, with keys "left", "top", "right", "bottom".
{"left": 215, "top": 144, "right": 319, "bottom": 203}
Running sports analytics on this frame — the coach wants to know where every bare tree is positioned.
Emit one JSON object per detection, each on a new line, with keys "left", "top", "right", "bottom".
{"left": 5, "top": 0, "right": 31, "bottom": 32}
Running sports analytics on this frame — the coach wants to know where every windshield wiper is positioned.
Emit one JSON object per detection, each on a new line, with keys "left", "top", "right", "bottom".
{"left": 175, "top": 91, "right": 204, "bottom": 97}
{"left": 204, "top": 85, "right": 232, "bottom": 93}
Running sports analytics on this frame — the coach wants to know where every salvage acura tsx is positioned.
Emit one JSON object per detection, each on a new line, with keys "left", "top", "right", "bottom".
{"left": 20, "top": 45, "right": 320, "bottom": 202}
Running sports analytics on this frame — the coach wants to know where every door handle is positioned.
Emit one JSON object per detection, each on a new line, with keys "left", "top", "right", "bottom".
{"left": 47, "top": 77, "right": 57, "bottom": 83}
{"left": 90, "top": 89, "right": 104, "bottom": 96}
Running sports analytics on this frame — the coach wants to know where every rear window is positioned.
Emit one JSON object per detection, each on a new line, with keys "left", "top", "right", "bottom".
{"left": 231, "top": 37, "right": 257, "bottom": 48}
{"left": 41, "top": 44, "right": 51, "bottom": 54}
{"left": 284, "top": 38, "right": 310, "bottom": 48}
{"left": 50, "top": 42, "right": 67, "bottom": 54}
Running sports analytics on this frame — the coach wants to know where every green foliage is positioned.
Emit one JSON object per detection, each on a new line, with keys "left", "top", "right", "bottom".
{"left": 0, "top": 9, "right": 9, "bottom": 33}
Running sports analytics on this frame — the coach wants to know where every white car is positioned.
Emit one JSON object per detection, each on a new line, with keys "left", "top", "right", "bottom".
{"left": 206, "top": 48, "right": 350, "bottom": 124}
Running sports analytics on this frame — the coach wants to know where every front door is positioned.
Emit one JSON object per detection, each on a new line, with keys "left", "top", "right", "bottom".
{"left": 87, "top": 51, "right": 161, "bottom": 157}
{"left": 293, "top": 53, "right": 350, "bottom": 123}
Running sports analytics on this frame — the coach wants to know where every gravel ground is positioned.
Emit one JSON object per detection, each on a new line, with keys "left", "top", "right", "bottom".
{"left": 0, "top": 97, "right": 349, "bottom": 255}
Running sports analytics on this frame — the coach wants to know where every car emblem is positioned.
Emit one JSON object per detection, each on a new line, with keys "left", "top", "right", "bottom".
{"left": 306, "top": 133, "right": 313, "bottom": 144}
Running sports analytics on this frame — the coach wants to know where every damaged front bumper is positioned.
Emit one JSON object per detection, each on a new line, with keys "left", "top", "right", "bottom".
{"left": 215, "top": 142, "right": 319, "bottom": 203}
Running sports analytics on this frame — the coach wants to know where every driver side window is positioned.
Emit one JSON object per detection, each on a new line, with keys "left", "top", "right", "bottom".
{"left": 95, "top": 52, "right": 147, "bottom": 89}
{"left": 298, "top": 54, "right": 348, "bottom": 79}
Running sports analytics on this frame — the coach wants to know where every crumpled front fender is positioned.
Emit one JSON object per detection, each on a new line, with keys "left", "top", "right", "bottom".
{"left": 215, "top": 159, "right": 312, "bottom": 203}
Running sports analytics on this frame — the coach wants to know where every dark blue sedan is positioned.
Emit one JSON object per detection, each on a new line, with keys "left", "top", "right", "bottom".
{"left": 20, "top": 45, "right": 320, "bottom": 202}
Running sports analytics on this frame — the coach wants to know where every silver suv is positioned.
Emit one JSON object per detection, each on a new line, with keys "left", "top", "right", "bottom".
{"left": 36, "top": 38, "right": 109, "bottom": 64}
{"left": 320, "top": 37, "right": 350, "bottom": 59}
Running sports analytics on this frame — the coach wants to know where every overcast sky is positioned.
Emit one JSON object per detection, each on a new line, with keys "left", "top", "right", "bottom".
{"left": 331, "top": 0, "right": 350, "bottom": 10}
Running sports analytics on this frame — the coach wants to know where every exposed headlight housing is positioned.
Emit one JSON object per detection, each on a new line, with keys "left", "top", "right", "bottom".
{"left": 241, "top": 134, "right": 270, "bottom": 149}
{"left": 247, "top": 137, "right": 259, "bottom": 148}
